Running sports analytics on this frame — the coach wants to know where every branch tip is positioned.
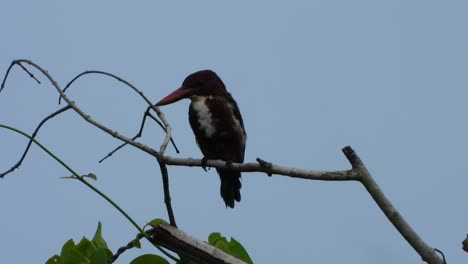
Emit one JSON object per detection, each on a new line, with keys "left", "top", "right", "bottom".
{"left": 342, "top": 146, "right": 362, "bottom": 169}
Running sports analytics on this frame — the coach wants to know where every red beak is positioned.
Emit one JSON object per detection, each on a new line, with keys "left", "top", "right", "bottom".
{"left": 155, "top": 87, "right": 194, "bottom": 106}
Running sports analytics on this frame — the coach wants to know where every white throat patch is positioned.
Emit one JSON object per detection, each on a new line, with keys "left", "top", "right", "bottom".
{"left": 191, "top": 97, "right": 216, "bottom": 138}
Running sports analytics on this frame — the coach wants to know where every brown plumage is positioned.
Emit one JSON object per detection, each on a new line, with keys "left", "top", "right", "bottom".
{"left": 156, "top": 70, "right": 246, "bottom": 208}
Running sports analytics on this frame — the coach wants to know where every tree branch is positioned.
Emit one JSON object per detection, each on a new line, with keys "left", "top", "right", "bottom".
{"left": 342, "top": 146, "right": 444, "bottom": 264}
{"left": 157, "top": 159, "right": 177, "bottom": 227}
{"left": 152, "top": 223, "right": 246, "bottom": 264}
{"left": 161, "top": 155, "right": 358, "bottom": 181}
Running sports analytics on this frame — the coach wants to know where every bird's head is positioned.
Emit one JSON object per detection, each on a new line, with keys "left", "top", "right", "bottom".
{"left": 155, "top": 70, "right": 227, "bottom": 106}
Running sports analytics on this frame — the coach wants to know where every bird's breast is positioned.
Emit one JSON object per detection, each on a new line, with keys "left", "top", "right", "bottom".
{"left": 190, "top": 96, "right": 217, "bottom": 138}
{"left": 189, "top": 95, "right": 246, "bottom": 162}
{"left": 189, "top": 96, "right": 245, "bottom": 140}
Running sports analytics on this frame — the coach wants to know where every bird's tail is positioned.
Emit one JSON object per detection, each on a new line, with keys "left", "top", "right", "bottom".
{"left": 217, "top": 169, "right": 242, "bottom": 208}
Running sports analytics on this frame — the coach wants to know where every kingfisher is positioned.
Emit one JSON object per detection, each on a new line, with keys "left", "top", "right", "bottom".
{"left": 155, "top": 70, "right": 247, "bottom": 208}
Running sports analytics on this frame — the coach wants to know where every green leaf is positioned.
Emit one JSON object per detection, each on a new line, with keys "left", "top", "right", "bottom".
{"left": 208, "top": 233, "right": 230, "bottom": 253}
{"left": 92, "top": 222, "right": 109, "bottom": 250}
{"left": 90, "top": 248, "right": 108, "bottom": 264}
{"left": 208, "top": 233, "right": 253, "bottom": 264}
{"left": 213, "top": 239, "right": 231, "bottom": 254}
{"left": 208, "top": 232, "right": 230, "bottom": 250}
{"left": 60, "top": 244, "right": 89, "bottom": 264}
{"left": 76, "top": 237, "right": 96, "bottom": 258}
{"left": 60, "top": 239, "right": 76, "bottom": 256}
{"left": 129, "top": 254, "right": 170, "bottom": 264}
{"left": 208, "top": 232, "right": 222, "bottom": 244}
{"left": 45, "top": 255, "right": 61, "bottom": 264}
{"left": 227, "top": 238, "right": 253, "bottom": 264}
{"left": 60, "top": 239, "right": 89, "bottom": 263}
{"left": 147, "top": 218, "right": 168, "bottom": 228}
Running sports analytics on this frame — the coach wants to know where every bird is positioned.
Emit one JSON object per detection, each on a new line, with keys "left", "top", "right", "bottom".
{"left": 155, "top": 70, "right": 247, "bottom": 208}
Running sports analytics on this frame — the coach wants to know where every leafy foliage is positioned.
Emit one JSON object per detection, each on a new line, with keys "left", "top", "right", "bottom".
{"left": 46, "top": 222, "right": 253, "bottom": 264}
{"left": 45, "top": 222, "right": 112, "bottom": 264}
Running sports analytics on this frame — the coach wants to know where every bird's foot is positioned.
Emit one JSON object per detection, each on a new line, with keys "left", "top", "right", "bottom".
{"left": 225, "top": 160, "right": 233, "bottom": 169}
{"left": 201, "top": 157, "right": 210, "bottom": 172}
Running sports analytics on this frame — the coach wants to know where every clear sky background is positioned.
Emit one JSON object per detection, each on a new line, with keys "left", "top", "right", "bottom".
{"left": 1, "top": 1, "right": 467, "bottom": 263}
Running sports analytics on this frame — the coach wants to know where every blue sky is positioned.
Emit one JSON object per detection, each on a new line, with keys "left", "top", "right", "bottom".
{"left": 1, "top": 1, "right": 467, "bottom": 263}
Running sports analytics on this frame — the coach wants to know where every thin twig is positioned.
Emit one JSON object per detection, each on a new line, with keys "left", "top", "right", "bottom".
{"left": 109, "top": 228, "right": 163, "bottom": 263}
{"left": 109, "top": 233, "right": 144, "bottom": 263}
{"left": 61, "top": 70, "right": 152, "bottom": 106}
{"left": 1, "top": 60, "right": 40, "bottom": 92}
{"left": 155, "top": 107, "right": 172, "bottom": 155}
{"left": 99, "top": 107, "right": 179, "bottom": 163}
{"left": 146, "top": 110, "right": 179, "bottom": 153}
{"left": 99, "top": 109, "right": 153, "bottom": 163}
{"left": 0, "top": 105, "right": 71, "bottom": 178}
{"left": 17, "top": 62, "right": 41, "bottom": 84}
{"left": 434, "top": 249, "right": 447, "bottom": 264}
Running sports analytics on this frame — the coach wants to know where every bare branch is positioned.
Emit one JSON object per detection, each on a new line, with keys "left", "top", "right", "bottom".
{"left": 342, "top": 146, "right": 444, "bottom": 264}
{"left": 161, "top": 155, "right": 358, "bottom": 181}
{"left": 157, "top": 159, "right": 177, "bottom": 227}
{"left": 17, "top": 62, "right": 41, "bottom": 85}
{"left": 147, "top": 109, "right": 179, "bottom": 154}
{"left": 153, "top": 223, "right": 246, "bottom": 264}
{"left": 61, "top": 70, "right": 153, "bottom": 106}
{"left": 1, "top": 60, "right": 39, "bottom": 92}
